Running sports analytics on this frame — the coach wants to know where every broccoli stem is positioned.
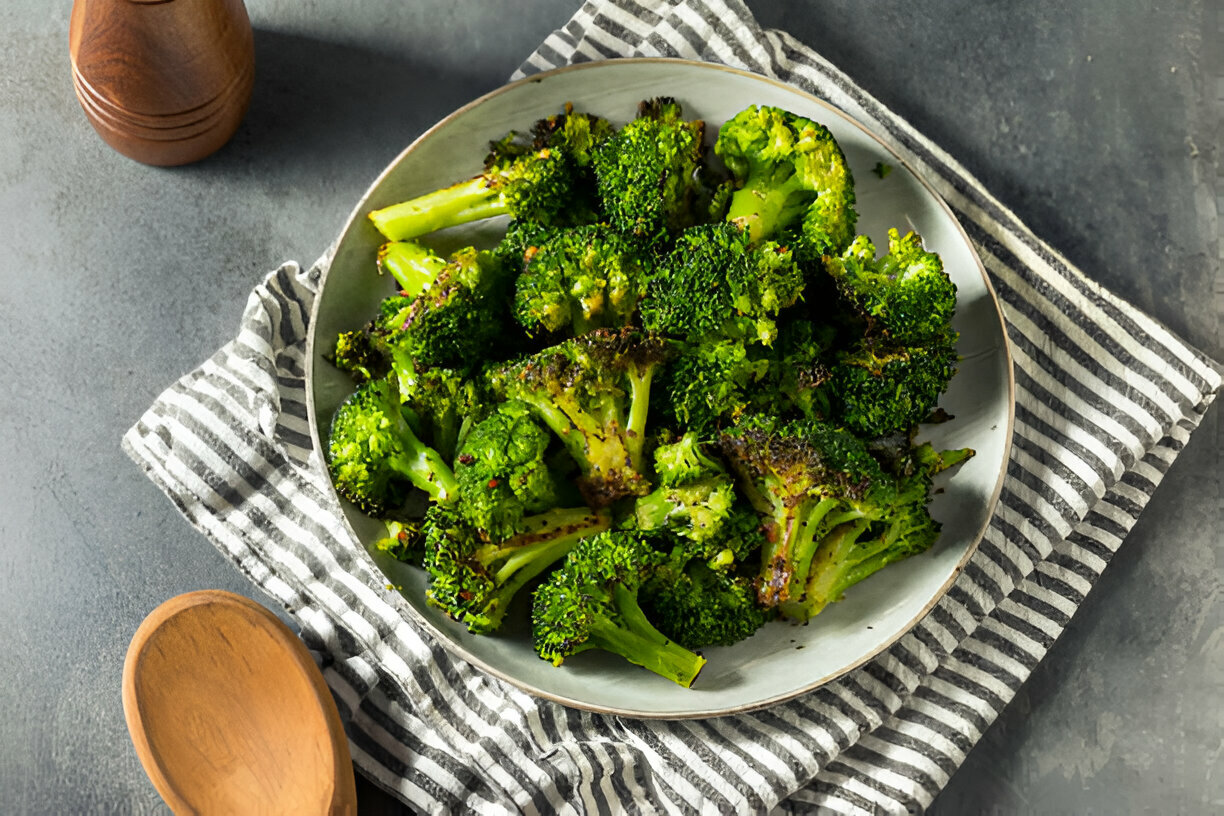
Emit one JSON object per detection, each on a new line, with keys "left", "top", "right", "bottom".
{"left": 624, "top": 365, "right": 654, "bottom": 473}
{"left": 370, "top": 177, "right": 509, "bottom": 242}
{"left": 725, "top": 176, "right": 806, "bottom": 242}
{"left": 784, "top": 518, "right": 872, "bottom": 621}
{"left": 585, "top": 591, "right": 707, "bottom": 688}
{"left": 783, "top": 499, "right": 856, "bottom": 601}
{"left": 377, "top": 241, "right": 447, "bottom": 295}
{"left": 475, "top": 507, "right": 610, "bottom": 633}
{"left": 388, "top": 437, "right": 459, "bottom": 504}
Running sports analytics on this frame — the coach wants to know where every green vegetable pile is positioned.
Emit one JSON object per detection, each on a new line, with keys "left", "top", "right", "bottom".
{"left": 327, "top": 98, "right": 973, "bottom": 688}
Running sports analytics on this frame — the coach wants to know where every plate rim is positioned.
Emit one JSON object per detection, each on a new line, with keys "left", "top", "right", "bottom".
{"left": 304, "top": 56, "right": 1017, "bottom": 719}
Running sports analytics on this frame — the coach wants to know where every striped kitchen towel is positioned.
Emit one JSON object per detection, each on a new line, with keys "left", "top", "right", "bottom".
{"left": 123, "top": 0, "right": 1221, "bottom": 813}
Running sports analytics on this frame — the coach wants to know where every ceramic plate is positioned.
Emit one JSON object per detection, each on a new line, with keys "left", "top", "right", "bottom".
{"left": 306, "top": 59, "right": 1014, "bottom": 718}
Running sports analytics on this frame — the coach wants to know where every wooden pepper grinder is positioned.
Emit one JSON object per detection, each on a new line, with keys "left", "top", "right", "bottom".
{"left": 69, "top": 0, "right": 255, "bottom": 166}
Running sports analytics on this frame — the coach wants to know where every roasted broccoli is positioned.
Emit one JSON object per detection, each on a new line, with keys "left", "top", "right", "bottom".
{"left": 486, "top": 328, "right": 669, "bottom": 507}
{"left": 592, "top": 97, "right": 707, "bottom": 241}
{"left": 394, "top": 363, "right": 484, "bottom": 463}
{"left": 513, "top": 224, "right": 647, "bottom": 337}
{"left": 376, "top": 240, "right": 449, "bottom": 296}
{"left": 715, "top": 104, "right": 857, "bottom": 254}
{"left": 642, "top": 556, "right": 770, "bottom": 649}
{"left": 452, "top": 401, "right": 559, "bottom": 540}
{"left": 639, "top": 222, "right": 804, "bottom": 346}
{"left": 633, "top": 432, "right": 737, "bottom": 547}
{"left": 778, "top": 444, "right": 961, "bottom": 621}
{"left": 371, "top": 244, "right": 510, "bottom": 370}
{"left": 371, "top": 519, "right": 427, "bottom": 566}
{"left": 327, "top": 375, "right": 459, "bottom": 515}
{"left": 532, "top": 530, "right": 707, "bottom": 687}
{"left": 369, "top": 143, "right": 578, "bottom": 242}
{"left": 824, "top": 229, "right": 956, "bottom": 345}
{"left": 424, "top": 504, "right": 610, "bottom": 634}
{"left": 718, "top": 414, "right": 882, "bottom": 608}
{"left": 828, "top": 330, "right": 959, "bottom": 437}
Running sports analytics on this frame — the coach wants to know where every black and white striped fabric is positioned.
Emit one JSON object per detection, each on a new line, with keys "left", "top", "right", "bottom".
{"left": 123, "top": 1, "right": 1221, "bottom": 813}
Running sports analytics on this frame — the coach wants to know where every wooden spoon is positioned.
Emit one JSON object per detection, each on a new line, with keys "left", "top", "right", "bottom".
{"left": 123, "top": 590, "right": 358, "bottom": 815}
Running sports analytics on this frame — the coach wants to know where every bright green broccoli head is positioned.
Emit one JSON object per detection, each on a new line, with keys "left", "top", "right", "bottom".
{"left": 592, "top": 97, "right": 707, "bottom": 242}
{"left": 424, "top": 503, "right": 610, "bottom": 634}
{"left": 659, "top": 339, "right": 771, "bottom": 435}
{"left": 531, "top": 529, "right": 707, "bottom": 687}
{"left": 639, "top": 222, "right": 804, "bottom": 346}
{"left": 326, "top": 376, "right": 459, "bottom": 515}
{"left": 825, "top": 229, "right": 956, "bottom": 345}
{"left": 486, "top": 328, "right": 669, "bottom": 507}
{"left": 829, "top": 330, "right": 959, "bottom": 437}
{"left": 651, "top": 431, "right": 726, "bottom": 487}
{"left": 513, "top": 224, "right": 647, "bottom": 337}
{"left": 643, "top": 558, "right": 770, "bottom": 649}
{"left": 715, "top": 105, "right": 857, "bottom": 251}
{"left": 373, "top": 246, "right": 510, "bottom": 370}
{"left": 453, "top": 401, "right": 559, "bottom": 540}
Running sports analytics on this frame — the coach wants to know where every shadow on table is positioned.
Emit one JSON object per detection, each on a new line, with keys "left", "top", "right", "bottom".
{"left": 185, "top": 29, "right": 500, "bottom": 185}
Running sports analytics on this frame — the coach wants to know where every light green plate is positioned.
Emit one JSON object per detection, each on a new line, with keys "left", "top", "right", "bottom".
{"left": 306, "top": 58, "right": 1014, "bottom": 718}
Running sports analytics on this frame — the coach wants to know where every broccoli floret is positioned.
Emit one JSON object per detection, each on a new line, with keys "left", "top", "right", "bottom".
{"left": 718, "top": 414, "right": 883, "bottom": 608}
{"left": 639, "top": 222, "right": 804, "bottom": 346}
{"left": 633, "top": 433, "right": 736, "bottom": 546}
{"left": 755, "top": 318, "right": 837, "bottom": 422}
{"left": 592, "top": 97, "right": 707, "bottom": 242}
{"left": 828, "top": 330, "right": 959, "bottom": 437}
{"left": 327, "top": 376, "right": 459, "bottom": 515}
{"left": 393, "top": 363, "right": 486, "bottom": 464}
{"left": 659, "top": 338, "right": 771, "bottom": 435}
{"left": 824, "top": 229, "right": 956, "bottom": 345}
{"left": 330, "top": 327, "right": 391, "bottom": 384}
{"left": 371, "top": 519, "right": 426, "bottom": 566}
{"left": 532, "top": 530, "right": 707, "bottom": 687}
{"left": 486, "top": 328, "right": 669, "bottom": 507}
{"left": 529, "top": 102, "right": 616, "bottom": 169}
{"left": 373, "top": 245, "right": 511, "bottom": 370}
{"left": 715, "top": 105, "right": 857, "bottom": 253}
{"left": 513, "top": 224, "right": 647, "bottom": 337}
{"left": 452, "top": 401, "right": 559, "bottom": 540}
{"left": 642, "top": 557, "right": 770, "bottom": 649}
{"left": 424, "top": 504, "right": 610, "bottom": 634}
{"left": 779, "top": 452, "right": 946, "bottom": 621}
{"left": 369, "top": 145, "right": 578, "bottom": 241}
{"left": 376, "top": 240, "right": 449, "bottom": 296}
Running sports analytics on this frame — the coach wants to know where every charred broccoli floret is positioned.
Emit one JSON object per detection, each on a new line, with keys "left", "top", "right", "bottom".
{"left": 372, "top": 244, "right": 511, "bottom": 370}
{"left": 326, "top": 376, "right": 459, "bottom": 515}
{"left": 824, "top": 229, "right": 956, "bottom": 345}
{"left": 424, "top": 504, "right": 610, "bottom": 634}
{"left": 715, "top": 105, "right": 857, "bottom": 253}
{"left": 828, "top": 330, "right": 959, "bottom": 437}
{"left": 532, "top": 530, "right": 707, "bottom": 687}
{"left": 633, "top": 433, "right": 737, "bottom": 548}
{"left": 452, "top": 401, "right": 559, "bottom": 540}
{"left": 486, "top": 328, "right": 669, "bottom": 507}
{"left": 513, "top": 224, "right": 647, "bottom": 337}
{"left": 718, "top": 414, "right": 882, "bottom": 608}
{"left": 592, "top": 97, "right": 707, "bottom": 242}
{"left": 394, "top": 363, "right": 485, "bottom": 463}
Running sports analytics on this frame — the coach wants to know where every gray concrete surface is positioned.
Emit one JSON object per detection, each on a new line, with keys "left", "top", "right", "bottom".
{"left": 0, "top": 1, "right": 1218, "bottom": 813}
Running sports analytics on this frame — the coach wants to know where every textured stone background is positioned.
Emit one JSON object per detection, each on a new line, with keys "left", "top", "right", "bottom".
{"left": 0, "top": 1, "right": 1217, "bottom": 813}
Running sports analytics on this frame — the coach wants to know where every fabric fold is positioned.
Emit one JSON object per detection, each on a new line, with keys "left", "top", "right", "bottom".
{"left": 124, "top": 1, "right": 1220, "bottom": 813}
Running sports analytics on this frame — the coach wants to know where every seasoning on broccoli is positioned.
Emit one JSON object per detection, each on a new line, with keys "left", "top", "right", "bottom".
{"left": 532, "top": 530, "right": 707, "bottom": 687}
{"left": 486, "top": 328, "right": 669, "bottom": 507}
{"left": 424, "top": 504, "right": 611, "bottom": 634}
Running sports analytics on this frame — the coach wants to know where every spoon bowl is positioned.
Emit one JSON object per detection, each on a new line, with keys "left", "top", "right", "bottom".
{"left": 123, "top": 590, "right": 357, "bottom": 814}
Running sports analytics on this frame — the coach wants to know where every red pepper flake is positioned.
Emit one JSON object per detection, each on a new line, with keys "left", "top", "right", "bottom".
{"left": 487, "top": 478, "right": 500, "bottom": 489}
